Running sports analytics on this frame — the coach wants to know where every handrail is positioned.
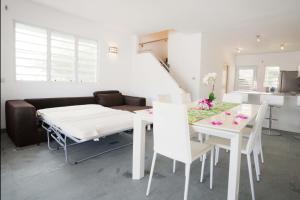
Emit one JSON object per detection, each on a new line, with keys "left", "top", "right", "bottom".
{"left": 136, "top": 51, "right": 190, "bottom": 98}
{"left": 139, "top": 38, "right": 168, "bottom": 47}
{"left": 138, "top": 50, "right": 170, "bottom": 72}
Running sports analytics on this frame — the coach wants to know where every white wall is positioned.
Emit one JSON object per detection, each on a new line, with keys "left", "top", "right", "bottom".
{"left": 168, "top": 32, "right": 202, "bottom": 100}
{"left": 200, "top": 34, "right": 235, "bottom": 100}
{"left": 131, "top": 52, "right": 182, "bottom": 105}
{"left": 232, "top": 51, "right": 300, "bottom": 91}
{"left": 1, "top": 0, "right": 133, "bottom": 128}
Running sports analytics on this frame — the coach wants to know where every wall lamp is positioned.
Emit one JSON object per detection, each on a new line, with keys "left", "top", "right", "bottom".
{"left": 108, "top": 46, "right": 118, "bottom": 54}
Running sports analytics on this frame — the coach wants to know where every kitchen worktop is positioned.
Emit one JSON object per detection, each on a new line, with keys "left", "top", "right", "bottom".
{"left": 233, "top": 90, "right": 299, "bottom": 96}
{"left": 232, "top": 91, "right": 300, "bottom": 133}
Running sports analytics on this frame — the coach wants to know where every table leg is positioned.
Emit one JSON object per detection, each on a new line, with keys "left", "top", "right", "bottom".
{"left": 227, "top": 133, "right": 242, "bottom": 200}
{"left": 132, "top": 115, "right": 146, "bottom": 180}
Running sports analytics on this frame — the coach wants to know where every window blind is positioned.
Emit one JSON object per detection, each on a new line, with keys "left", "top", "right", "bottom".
{"left": 236, "top": 67, "right": 256, "bottom": 90}
{"left": 15, "top": 23, "right": 47, "bottom": 81}
{"left": 15, "top": 22, "right": 98, "bottom": 83}
{"left": 50, "top": 32, "right": 75, "bottom": 82}
{"left": 77, "top": 39, "right": 98, "bottom": 83}
{"left": 264, "top": 66, "right": 280, "bottom": 88}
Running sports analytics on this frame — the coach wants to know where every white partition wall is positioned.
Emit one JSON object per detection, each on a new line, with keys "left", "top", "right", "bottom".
{"left": 168, "top": 32, "right": 202, "bottom": 100}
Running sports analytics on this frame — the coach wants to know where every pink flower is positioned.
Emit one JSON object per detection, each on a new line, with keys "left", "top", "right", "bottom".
{"left": 197, "top": 98, "right": 215, "bottom": 110}
{"left": 236, "top": 114, "right": 248, "bottom": 119}
{"left": 211, "top": 121, "right": 223, "bottom": 125}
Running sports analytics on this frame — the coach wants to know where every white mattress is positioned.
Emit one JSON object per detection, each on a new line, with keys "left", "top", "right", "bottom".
{"left": 37, "top": 104, "right": 133, "bottom": 141}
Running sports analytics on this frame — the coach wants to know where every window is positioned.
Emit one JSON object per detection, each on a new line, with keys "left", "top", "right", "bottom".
{"left": 15, "top": 22, "right": 98, "bottom": 83}
{"left": 15, "top": 23, "right": 47, "bottom": 81}
{"left": 78, "top": 39, "right": 97, "bottom": 83}
{"left": 264, "top": 66, "right": 280, "bottom": 88}
{"left": 51, "top": 32, "right": 75, "bottom": 82}
{"left": 236, "top": 66, "right": 257, "bottom": 90}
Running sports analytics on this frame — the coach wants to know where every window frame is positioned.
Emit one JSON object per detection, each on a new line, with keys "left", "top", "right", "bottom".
{"left": 235, "top": 66, "right": 257, "bottom": 91}
{"left": 14, "top": 21, "right": 99, "bottom": 83}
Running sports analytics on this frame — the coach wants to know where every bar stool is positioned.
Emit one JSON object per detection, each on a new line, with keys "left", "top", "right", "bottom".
{"left": 260, "top": 94, "right": 284, "bottom": 136}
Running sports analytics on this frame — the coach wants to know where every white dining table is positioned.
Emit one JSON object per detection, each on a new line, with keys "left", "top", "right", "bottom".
{"left": 132, "top": 103, "right": 260, "bottom": 200}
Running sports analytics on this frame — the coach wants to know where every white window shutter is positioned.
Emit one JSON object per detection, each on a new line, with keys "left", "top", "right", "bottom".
{"left": 264, "top": 66, "right": 280, "bottom": 88}
{"left": 77, "top": 39, "right": 98, "bottom": 83}
{"left": 50, "top": 32, "right": 75, "bottom": 82}
{"left": 15, "top": 23, "right": 98, "bottom": 83}
{"left": 15, "top": 23, "right": 47, "bottom": 81}
{"left": 236, "top": 67, "right": 256, "bottom": 90}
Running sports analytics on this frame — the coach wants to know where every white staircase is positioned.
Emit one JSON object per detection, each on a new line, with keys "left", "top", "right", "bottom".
{"left": 131, "top": 52, "right": 191, "bottom": 104}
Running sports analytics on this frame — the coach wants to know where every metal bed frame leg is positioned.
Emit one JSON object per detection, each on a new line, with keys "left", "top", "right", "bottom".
{"left": 47, "top": 130, "right": 59, "bottom": 151}
{"left": 64, "top": 134, "right": 69, "bottom": 163}
{"left": 43, "top": 121, "right": 133, "bottom": 165}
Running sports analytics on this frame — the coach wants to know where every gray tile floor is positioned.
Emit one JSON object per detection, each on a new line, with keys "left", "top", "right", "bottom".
{"left": 1, "top": 130, "right": 300, "bottom": 200}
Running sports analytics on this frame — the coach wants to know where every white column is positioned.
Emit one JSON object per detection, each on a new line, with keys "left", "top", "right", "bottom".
{"left": 132, "top": 115, "right": 146, "bottom": 180}
{"left": 227, "top": 133, "right": 242, "bottom": 200}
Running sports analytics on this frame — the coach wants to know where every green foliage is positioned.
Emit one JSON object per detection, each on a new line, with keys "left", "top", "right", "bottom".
{"left": 208, "top": 92, "right": 216, "bottom": 101}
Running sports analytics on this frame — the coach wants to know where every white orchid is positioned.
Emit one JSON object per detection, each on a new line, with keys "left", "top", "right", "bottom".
{"left": 203, "top": 72, "right": 217, "bottom": 101}
{"left": 203, "top": 72, "right": 217, "bottom": 86}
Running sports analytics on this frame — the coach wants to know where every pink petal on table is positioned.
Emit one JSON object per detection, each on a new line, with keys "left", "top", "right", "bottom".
{"left": 236, "top": 114, "right": 248, "bottom": 119}
{"left": 225, "top": 112, "right": 231, "bottom": 115}
{"left": 211, "top": 121, "right": 223, "bottom": 125}
{"left": 233, "top": 121, "right": 239, "bottom": 125}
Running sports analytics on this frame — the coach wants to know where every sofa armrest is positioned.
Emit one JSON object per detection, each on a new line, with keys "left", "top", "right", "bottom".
{"left": 5, "top": 100, "right": 40, "bottom": 147}
{"left": 123, "top": 95, "right": 146, "bottom": 106}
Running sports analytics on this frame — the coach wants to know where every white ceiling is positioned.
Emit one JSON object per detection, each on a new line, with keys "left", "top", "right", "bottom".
{"left": 30, "top": 0, "right": 300, "bottom": 54}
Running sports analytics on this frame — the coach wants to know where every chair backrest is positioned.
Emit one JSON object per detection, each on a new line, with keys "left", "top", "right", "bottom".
{"left": 222, "top": 93, "right": 244, "bottom": 104}
{"left": 181, "top": 92, "right": 192, "bottom": 105}
{"left": 157, "top": 94, "right": 172, "bottom": 103}
{"left": 153, "top": 102, "right": 192, "bottom": 163}
{"left": 158, "top": 93, "right": 191, "bottom": 105}
{"left": 260, "top": 94, "right": 284, "bottom": 106}
{"left": 246, "top": 102, "right": 268, "bottom": 152}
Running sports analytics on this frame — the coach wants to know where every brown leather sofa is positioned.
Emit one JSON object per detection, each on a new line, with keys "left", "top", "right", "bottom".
{"left": 5, "top": 90, "right": 150, "bottom": 147}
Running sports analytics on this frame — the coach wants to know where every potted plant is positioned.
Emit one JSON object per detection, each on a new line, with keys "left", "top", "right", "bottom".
{"left": 203, "top": 72, "right": 217, "bottom": 101}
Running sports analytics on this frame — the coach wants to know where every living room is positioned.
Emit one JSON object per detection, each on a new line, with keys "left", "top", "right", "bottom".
{"left": 1, "top": 0, "right": 300, "bottom": 200}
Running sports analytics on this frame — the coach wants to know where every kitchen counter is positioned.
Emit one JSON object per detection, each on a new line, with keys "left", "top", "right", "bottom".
{"left": 233, "top": 91, "right": 300, "bottom": 133}
{"left": 233, "top": 90, "right": 299, "bottom": 96}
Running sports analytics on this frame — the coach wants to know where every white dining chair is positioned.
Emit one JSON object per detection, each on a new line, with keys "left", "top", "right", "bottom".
{"left": 242, "top": 102, "right": 268, "bottom": 164}
{"left": 157, "top": 93, "right": 197, "bottom": 173}
{"left": 146, "top": 102, "right": 215, "bottom": 200}
{"left": 222, "top": 92, "right": 244, "bottom": 104}
{"left": 260, "top": 94, "right": 284, "bottom": 136}
{"left": 157, "top": 94, "right": 172, "bottom": 103}
{"left": 207, "top": 102, "right": 268, "bottom": 200}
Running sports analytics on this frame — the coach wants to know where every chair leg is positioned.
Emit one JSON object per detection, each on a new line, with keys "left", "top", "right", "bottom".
{"left": 253, "top": 151, "right": 260, "bottom": 181}
{"left": 173, "top": 160, "right": 176, "bottom": 173}
{"left": 247, "top": 154, "right": 256, "bottom": 200}
{"left": 210, "top": 149, "right": 214, "bottom": 190}
{"left": 200, "top": 154, "right": 206, "bottom": 182}
{"left": 146, "top": 152, "right": 157, "bottom": 196}
{"left": 214, "top": 147, "right": 219, "bottom": 166}
{"left": 199, "top": 133, "right": 203, "bottom": 162}
{"left": 259, "top": 138, "right": 264, "bottom": 164}
{"left": 184, "top": 164, "right": 191, "bottom": 200}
